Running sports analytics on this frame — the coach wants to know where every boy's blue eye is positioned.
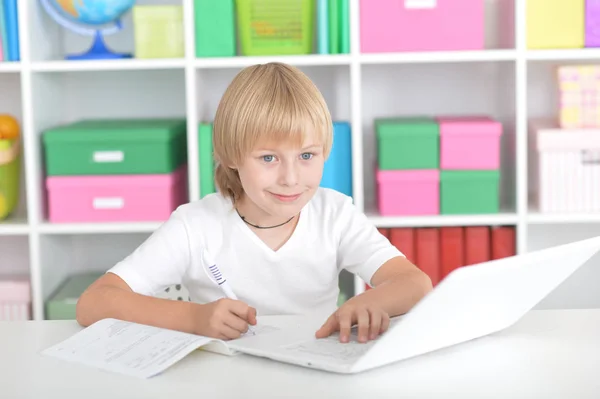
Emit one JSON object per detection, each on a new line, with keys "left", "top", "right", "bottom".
{"left": 262, "top": 155, "right": 274, "bottom": 162}
{"left": 301, "top": 153, "right": 313, "bottom": 160}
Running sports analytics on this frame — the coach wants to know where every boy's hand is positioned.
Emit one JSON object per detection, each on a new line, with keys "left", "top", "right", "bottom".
{"left": 193, "top": 298, "right": 257, "bottom": 340}
{"left": 315, "top": 297, "right": 390, "bottom": 343}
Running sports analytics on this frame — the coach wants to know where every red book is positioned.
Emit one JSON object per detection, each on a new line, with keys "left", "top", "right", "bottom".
{"left": 491, "top": 226, "right": 516, "bottom": 259}
{"left": 440, "top": 227, "right": 464, "bottom": 279}
{"left": 389, "top": 228, "right": 416, "bottom": 263}
{"left": 415, "top": 228, "right": 440, "bottom": 286}
{"left": 464, "top": 226, "right": 491, "bottom": 266}
{"left": 378, "top": 228, "right": 390, "bottom": 239}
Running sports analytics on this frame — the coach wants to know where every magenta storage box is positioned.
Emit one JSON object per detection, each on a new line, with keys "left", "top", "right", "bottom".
{"left": 586, "top": 0, "right": 600, "bottom": 47}
{"left": 377, "top": 169, "right": 439, "bottom": 215}
{"left": 360, "top": 0, "right": 485, "bottom": 53}
{"left": 0, "top": 276, "right": 31, "bottom": 321}
{"left": 438, "top": 116, "right": 502, "bottom": 170}
{"left": 46, "top": 165, "right": 188, "bottom": 223}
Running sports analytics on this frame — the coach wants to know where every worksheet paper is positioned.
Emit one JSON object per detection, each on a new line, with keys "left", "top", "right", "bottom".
{"left": 41, "top": 318, "right": 228, "bottom": 379}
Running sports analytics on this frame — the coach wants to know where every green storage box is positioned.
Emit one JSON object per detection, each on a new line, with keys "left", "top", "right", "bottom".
{"left": 45, "top": 273, "right": 103, "bottom": 320}
{"left": 0, "top": 139, "right": 20, "bottom": 220}
{"left": 133, "top": 5, "right": 185, "bottom": 59}
{"left": 42, "top": 119, "right": 187, "bottom": 176}
{"left": 375, "top": 117, "right": 439, "bottom": 170}
{"left": 440, "top": 170, "right": 500, "bottom": 214}
{"left": 198, "top": 123, "right": 216, "bottom": 197}
{"left": 194, "top": 0, "right": 236, "bottom": 57}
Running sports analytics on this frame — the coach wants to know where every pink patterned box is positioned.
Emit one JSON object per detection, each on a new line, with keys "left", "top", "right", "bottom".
{"left": 377, "top": 169, "right": 439, "bottom": 216}
{"left": 438, "top": 116, "right": 502, "bottom": 170}
{"left": 558, "top": 65, "right": 600, "bottom": 128}
{"left": 46, "top": 165, "right": 188, "bottom": 223}
{"left": 360, "top": 0, "right": 485, "bottom": 53}
{"left": 0, "top": 276, "right": 31, "bottom": 321}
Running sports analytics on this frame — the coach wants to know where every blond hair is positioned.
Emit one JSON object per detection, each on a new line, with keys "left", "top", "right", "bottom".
{"left": 212, "top": 62, "right": 333, "bottom": 202}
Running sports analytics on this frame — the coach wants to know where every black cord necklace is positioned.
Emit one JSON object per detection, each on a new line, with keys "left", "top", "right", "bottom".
{"left": 235, "top": 208, "right": 295, "bottom": 229}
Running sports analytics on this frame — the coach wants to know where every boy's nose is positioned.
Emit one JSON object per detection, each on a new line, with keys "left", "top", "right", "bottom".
{"left": 279, "top": 162, "right": 299, "bottom": 186}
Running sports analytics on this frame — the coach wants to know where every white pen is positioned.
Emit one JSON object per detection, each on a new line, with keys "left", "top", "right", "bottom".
{"left": 202, "top": 250, "right": 256, "bottom": 335}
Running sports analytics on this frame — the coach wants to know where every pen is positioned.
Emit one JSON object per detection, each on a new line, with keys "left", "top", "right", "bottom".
{"left": 202, "top": 250, "right": 256, "bottom": 335}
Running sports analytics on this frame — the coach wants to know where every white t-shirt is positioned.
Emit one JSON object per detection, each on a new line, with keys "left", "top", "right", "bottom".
{"left": 108, "top": 188, "right": 404, "bottom": 317}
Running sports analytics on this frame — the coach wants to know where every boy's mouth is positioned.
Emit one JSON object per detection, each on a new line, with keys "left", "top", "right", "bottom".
{"left": 269, "top": 192, "right": 302, "bottom": 202}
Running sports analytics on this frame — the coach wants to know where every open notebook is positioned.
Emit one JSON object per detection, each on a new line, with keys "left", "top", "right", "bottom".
{"left": 41, "top": 235, "right": 600, "bottom": 378}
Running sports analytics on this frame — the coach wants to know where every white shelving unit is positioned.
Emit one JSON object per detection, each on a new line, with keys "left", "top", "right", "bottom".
{"left": 2, "top": 0, "right": 600, "bottom": 320}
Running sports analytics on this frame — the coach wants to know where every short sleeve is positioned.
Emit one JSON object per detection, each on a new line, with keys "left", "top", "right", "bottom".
{"left": 336, "top": 197, "right": 404, "bottom": 286}
{"left": 107, "top": 209, "right": 192, "bottom": 296}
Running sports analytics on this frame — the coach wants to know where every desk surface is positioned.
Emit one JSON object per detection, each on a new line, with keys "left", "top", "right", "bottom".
{"left": 1, "top": 309, "right": 599, "bottom": 399}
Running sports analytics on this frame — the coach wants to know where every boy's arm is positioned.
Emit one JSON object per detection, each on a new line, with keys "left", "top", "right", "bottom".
{"left": 76, "top": 272, "right": 199, "bottom": 334}
{"left": 358, "top": 255, "right": 433, "bottom": 317}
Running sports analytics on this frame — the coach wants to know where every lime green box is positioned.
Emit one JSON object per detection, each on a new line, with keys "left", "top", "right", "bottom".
{"left": 133, "top": 5, "right": 185, "bottom": 59}
{"left": 198, "top": 123, "right": 215, "bottom": 197}
{"left": 235, "top": 0, "right": 314, "bottom": 55}
{"left": 440, "top": 170, "right": 500, "bottom": 214}
{"left": 375, "top": 117, "right": 439, "bottom": 170}
{"left": 42, "top": 119, "right": 187, "bottom": 176}
{"left": 0, "top": 139, "right": 20, "bottom": 220}
{"left": 194, "top": 0, "right": 236, "bottom": 57}
{"left": 45, "top": 273, "right": 103, "bottom": 320}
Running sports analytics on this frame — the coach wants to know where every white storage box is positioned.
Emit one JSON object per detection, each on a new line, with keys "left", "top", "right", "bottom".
{"left": 0, "top": 276, "right": 31, "bottom": 321}
{"left": 530, "top": 119, "right": 600, "bottom": 213}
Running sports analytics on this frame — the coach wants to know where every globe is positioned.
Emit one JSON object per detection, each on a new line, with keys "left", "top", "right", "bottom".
{"left": 39, "top": 0, "right": 135, "bottom": 60}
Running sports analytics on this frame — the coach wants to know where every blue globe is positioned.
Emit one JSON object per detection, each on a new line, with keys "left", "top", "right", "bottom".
{"left": 39, "top": 0, "right": 136, "bottom": 60}
{"left": 50, "top": 0, "right": 135, "bottom": 26}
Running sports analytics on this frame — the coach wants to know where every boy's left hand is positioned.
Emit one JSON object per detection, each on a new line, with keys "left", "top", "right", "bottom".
{"left": 315, "top": 297, "right": 390, "bottom": 343}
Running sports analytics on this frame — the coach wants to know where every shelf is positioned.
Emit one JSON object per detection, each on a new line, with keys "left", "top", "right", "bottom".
{"left": 0, "top": 62, "right": 21, "bottom": 73}
{"left": 526, "top": 49, "right": 600, "bottom": 61}
{"left": 360, "top": 49, "right": 517, "bottom": 65}
{"left": 527, "top": 211, "right": 600, "bottom": 225}
{"left": 30, "top": 58, "right": 187, "bottom": 73}
{"left": 0, "top": 217, "right": 29, "bottom": 235}
{"left": 195, "top": 54, "right": 352, "bottom": 69}
{"left": 368, "top": 213, "right": 519, "bottom": 228}
{"left": 37, "top": 222, "right": 163, "bottom": 235}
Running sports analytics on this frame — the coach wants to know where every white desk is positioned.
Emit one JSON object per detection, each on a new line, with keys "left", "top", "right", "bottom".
{"left": 1, "top": 309, "right": 599, "bottom": 399}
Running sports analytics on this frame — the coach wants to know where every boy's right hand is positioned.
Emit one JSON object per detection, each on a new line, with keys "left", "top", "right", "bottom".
{"left": 193, "top": 298, "right": 257, "bottom": 340}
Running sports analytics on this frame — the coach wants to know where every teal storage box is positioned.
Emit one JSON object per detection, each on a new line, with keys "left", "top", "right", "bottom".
{"left": 198, "top": 123, "right": 215, "bottom": 197}
{"left": 194, "top": 0, "right": 236, "bottom": 57}
{"left": 440, "top": 170, "right": 500, "bottom": 214}
{"left": 321, "top": 122, "right": 352, "bottom": 197}
{"left": 375, "top": 117, "right": 439, "bottom": 170}
{"left": 45, "top": 273, "right": 103, "bottom": 320}
{"left": 42, "top": 119, "right": 187, "bottom": 176}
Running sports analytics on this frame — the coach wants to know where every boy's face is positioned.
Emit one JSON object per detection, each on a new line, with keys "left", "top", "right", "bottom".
{"left": 236, "top": 131, "right": 325, "bottom": 221}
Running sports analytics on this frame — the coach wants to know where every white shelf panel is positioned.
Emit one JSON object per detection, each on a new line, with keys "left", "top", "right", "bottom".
{"left": 30, "top": 58, "right": 187, "bottom": 72}
{"left": 360, "top": 49, "right": 517, "bottom": 65}
{"left": 526, "top": 49, "right": 600, "bottom": 61}
{"left": 0, "top": 62, "right": 21, "bottom": 73}
{"left": 37, "top": 222, "right": 163, "bottom": 235}
{"left": 195, "top": 54, "right": 352, "bottom": 69}
{"left": 0, "top": 218, "right": 29, "bottom": 235}
{"left": 368, "top": 213, "right": 519, "bottom": 228}
{"left": 527, "top": 212, "right": 600, "bottom": 224}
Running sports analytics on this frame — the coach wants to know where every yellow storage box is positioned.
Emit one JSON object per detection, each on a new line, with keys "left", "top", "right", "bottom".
{"left": 133, "top": 5, "right": 185, "bottom": 59}
{"left": 527, "top": 0, "right": 585, "bottom": 49}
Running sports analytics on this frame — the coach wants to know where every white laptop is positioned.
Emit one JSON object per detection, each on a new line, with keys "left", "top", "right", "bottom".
{"left": 226, "top": 235, "right": 600, "bottom": 374}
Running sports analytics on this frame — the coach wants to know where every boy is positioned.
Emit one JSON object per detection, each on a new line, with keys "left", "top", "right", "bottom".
{"left": 76, "top": 62, "right": 432, "bottom": 344}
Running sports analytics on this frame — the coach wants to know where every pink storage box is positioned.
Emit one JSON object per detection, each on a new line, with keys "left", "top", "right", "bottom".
{"left": 438, "top": 116, "right": 502, "bottom": 170}
{"left": 0, "top": 276, "right": 31, "bottom": 321}
{"left": 360, "top": 0, "right": 485, "bottom": 53}
{"left": 377, "top": 169, "right": 439, "bottom": 215}
{"left": 46, "top": 165, "right": 188, "bottom": 223}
